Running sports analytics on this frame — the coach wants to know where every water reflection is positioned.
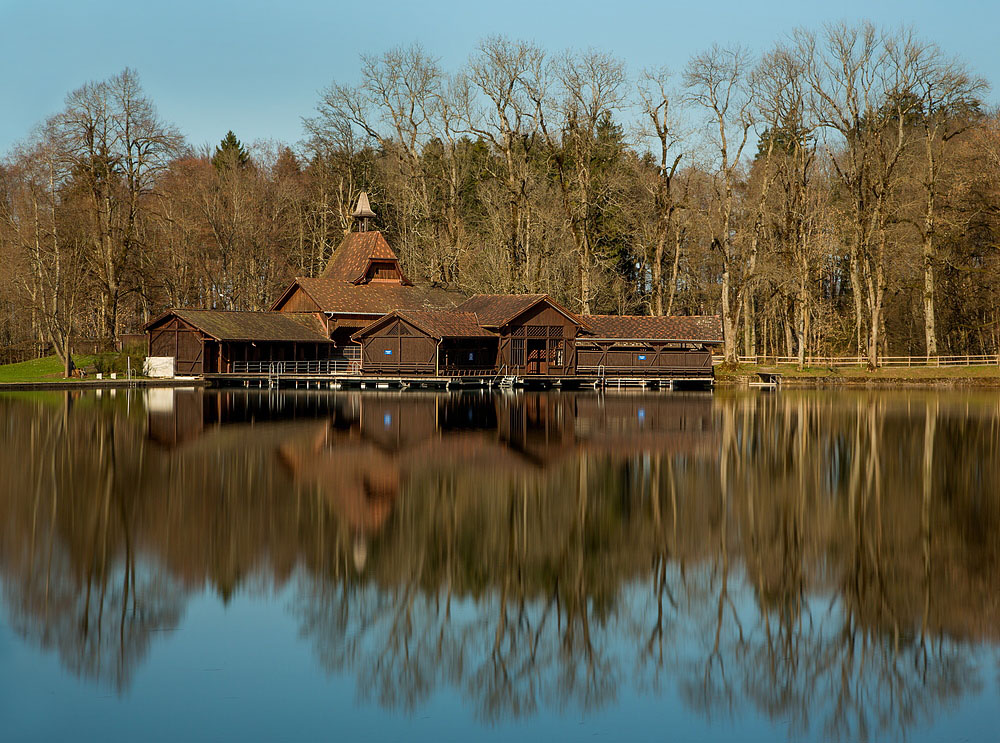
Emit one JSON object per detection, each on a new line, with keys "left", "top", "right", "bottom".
{"left": 0, "top": 388, "right": 997, "bottom": 739}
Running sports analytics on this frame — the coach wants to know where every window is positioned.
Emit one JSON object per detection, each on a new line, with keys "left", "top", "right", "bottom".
{"left": 511, "top": 338, "right": 525, "bottom": 366}
{"left": 549, "top": 340, "right": 563, "bottom": 366}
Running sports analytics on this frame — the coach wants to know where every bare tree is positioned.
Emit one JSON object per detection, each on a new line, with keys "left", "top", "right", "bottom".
{"left": 799, "top": 23, "right": 927, "bottom": 367}
{"left": 464, "top": 37, "right": 547, "bottom": 291}
{"left": 754, "top": 45, "right": 821, "bottom": 368}
{"left": 637, "top": 67, "right": 688, "bottom": 316}
{"left": 909, "top": 50, "right": 986, "bottom": 355}
{"left": 684, "top": 45, "right": 755, "bottom": 362}
{"left": 0, "top": 135, "right": 86, "bottom": 376}
{"left": 309, "top": 44, "right": 447, "bottom": 278}
{"left": 530, "top": 49, "right": 629, "bottom": 314}
{"left": 51, "top": 68, "right": 182, "bottom": 338}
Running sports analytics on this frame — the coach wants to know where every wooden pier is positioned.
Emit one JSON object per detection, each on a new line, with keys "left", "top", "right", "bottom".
{"left": 204, "top": 368, "right": 714, "bottom": 392}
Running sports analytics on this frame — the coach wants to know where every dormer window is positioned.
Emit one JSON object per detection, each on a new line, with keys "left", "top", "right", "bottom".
{"left": 365, "top": 261, "right": 400, "bottom": 283}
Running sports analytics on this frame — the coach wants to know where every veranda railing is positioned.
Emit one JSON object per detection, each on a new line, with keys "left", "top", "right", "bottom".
{"left": 231, "top": 359, "right": 361, "bottom": 375}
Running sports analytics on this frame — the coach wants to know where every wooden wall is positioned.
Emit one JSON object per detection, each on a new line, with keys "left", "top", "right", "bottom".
{"left": 360, "top": 318, "right": 438, "bottom": 375}
{"left": 497, "top": 303, "right": 579, "bottom": 376}
{"left": 274, "top": 285, "right": 323, "bottom": 313}
{"left": 148, "top": 317, "right": 206, "bottom": 375}
{"left": 576, "top": 343, "right": 712, "bottom": 376}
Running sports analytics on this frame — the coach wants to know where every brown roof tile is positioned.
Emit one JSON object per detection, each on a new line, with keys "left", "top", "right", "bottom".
{"left": 455, "top": 294, "right": 584, "bottom": 328}
{"left": 581, "top": 315, "right": 724, "bottom": 343}
{"left": 293, "top": 278, "right": 463, "bottom": 316}
{"left": 354, "top": 310, "right": 495, "bottom": 340}
{"left": 149, "top": 310, "right": 331, "bottom": 343}
{"left": 397, "top": 310, "right": 495, "bottom": 338}
{"left": 320, "top": 231, "right": 408, "bottom": 283}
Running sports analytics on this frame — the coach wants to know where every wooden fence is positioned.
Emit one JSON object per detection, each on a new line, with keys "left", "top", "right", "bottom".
{"left": 1, "top": 335, "right": 150, "bottom": 365}
{"left": 715, "top": 354, "right": 1000, "bottom": 367}
{"left": 0, "top": 341, "right": 52, "bottom": 365}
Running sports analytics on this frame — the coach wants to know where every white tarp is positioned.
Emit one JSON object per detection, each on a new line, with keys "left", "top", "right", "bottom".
{"left": 144, "top": 356, "right": 175, "bottom": 378}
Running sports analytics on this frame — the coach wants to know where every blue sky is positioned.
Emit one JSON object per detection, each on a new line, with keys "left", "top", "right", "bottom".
{"left": 1, "top": 0, "right": 997, "bottom": 153}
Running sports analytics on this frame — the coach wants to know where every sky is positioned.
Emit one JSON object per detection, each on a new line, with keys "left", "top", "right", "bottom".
{"left": 1, "top": 0, "right": 998, "bottom": 154}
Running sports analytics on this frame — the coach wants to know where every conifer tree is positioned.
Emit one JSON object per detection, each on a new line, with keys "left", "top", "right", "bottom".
{"left": 212, "top": 130, "right": 250, "bottom": 171}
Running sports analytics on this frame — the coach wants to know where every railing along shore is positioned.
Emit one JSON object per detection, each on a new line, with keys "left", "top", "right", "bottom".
{"left": 713, "top": 354, "right": 1000, "bottom": 367}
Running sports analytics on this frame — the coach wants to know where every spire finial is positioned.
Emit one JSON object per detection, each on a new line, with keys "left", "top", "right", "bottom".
{"left": 352, "top": 191, "right": 376, "bottom": 231}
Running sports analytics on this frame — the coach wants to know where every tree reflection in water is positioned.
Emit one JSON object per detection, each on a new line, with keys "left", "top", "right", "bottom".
{"left": 0, "top": 388, "right": 997, "bottom": 739}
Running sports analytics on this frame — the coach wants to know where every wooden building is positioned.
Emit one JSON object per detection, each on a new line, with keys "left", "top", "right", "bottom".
{"left": 352, "top": 310, "right": 497, "bottom": 376}
{"left": 143, "top": 193, "right": 724, "bottom": 381}
{"left": 269, "top": 229, "right": 461, "bottom": 351}
{"left": 145, "top": 310, "right": 332, "bottom": 374}
{"left": 574, "top": 315, "right": 722, "bottom": 377}
{"left": 455, "top": 294, "right": 586, "bottom": 376}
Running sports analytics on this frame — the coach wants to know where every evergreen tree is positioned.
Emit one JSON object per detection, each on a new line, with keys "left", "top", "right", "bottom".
{"left": 212, "top": 130, "right": 250, "bottom": 171}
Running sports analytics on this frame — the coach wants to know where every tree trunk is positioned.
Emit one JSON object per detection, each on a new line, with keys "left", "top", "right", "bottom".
{"left": 722, "top": 266, "right": 736, "bottom": 362}
{"left": 797, "top": 270, "right": 808, "bottom": 370}
{"left": 652, "top": 233, "right": 665, "bottom": 316}
{"left": 923, "top": 227, "right": 938, "bottom": 357}
{"left": 665, "top": 226, "right": 682, "bottom": 317}
{"left": 868, "top": 298, "right": 882, "bottom": 370}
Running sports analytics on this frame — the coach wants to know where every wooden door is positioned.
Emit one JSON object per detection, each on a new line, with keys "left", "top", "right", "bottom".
{"left": 527, "top": 339, "right": 547, "bottom": 375}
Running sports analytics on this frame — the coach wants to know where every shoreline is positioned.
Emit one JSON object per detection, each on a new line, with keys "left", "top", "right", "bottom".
{"left": 2, "top": 376, "right": 999, "bottom": 391}
{"left": 0, "top": 378, "right": 208, "bottom": 392}
{"left": 716, "top": 377, "right": 1000, "bottom": 388}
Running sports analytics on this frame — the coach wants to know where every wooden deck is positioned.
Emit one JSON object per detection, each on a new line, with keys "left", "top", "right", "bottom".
{"left": 205, "top": 370, "right": 715, "bottom": 391}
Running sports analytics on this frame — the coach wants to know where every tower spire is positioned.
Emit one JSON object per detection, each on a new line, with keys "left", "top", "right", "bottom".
{"left": 352, "top": 191, "right": 376, "bottom": 232}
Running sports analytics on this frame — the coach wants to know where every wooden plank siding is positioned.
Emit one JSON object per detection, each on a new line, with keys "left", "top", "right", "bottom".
{"left": 576, "top": 341, "right": 713, "bottom": 376}
{"left": 496, "top": 304, "right": 579, "bottom": 376}
{"left": 274, "top": 285, "right": 325, "bottom": 314}
{"left": 361, "top": 318, "right": 439, "bottom": 375}
{"left": 355, "top": 311, "right": 502, "bottom": 376}
{"left": 149, "top": 316, "right": 207, "bottom": 375}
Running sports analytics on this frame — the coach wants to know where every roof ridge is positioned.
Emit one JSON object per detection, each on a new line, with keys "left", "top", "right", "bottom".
{"left": 176, "top": 308, "right": 281, "bottom": 314}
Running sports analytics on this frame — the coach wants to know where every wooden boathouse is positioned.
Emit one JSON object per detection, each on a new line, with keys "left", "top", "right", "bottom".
{"left": 145, "top": 309, "right": 334, "bottom": 375}
{"left": 454, "top": 294, "right": 585, "bottom": 377}
{"left": 352, "top": 310, "right": 497, "bottom": 376}
{"left": 144, "top": 193, "right": 724, "bottom": 387}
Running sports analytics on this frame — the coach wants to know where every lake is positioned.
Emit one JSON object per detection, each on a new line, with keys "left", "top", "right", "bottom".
{"left": 0, "top": 388, "right": 997, "bottom": 742}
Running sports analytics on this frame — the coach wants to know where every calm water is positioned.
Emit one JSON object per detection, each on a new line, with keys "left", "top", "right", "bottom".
{"left": 0, "top": 388, "right": 998, "bottom": 742}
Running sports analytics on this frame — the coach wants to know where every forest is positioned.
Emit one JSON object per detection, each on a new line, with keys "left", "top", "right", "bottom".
{"left": 1, "top": 21, "right": 999, "bottom": 366}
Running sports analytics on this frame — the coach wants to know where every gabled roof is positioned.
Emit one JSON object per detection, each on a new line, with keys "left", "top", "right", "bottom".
{"left": 320, "top": 231, "right": 412, "bottom": 285}
{"left": 145, "top": 309, "right": 331, "bottom": 343}
{"left": 352, "top": 310, "right": 496, "bottom": 341}
{"left": 455, "top": 294, "right": 587, "bottom": 329}
{"left": 581, "top": 315, "right": 724, "bottom": 343}
{"left": 275, "top": 277, "right": 463, "bottom": 316}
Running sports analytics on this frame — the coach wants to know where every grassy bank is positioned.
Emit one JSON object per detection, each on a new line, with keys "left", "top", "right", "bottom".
{"left": 0, "top": 355, "right": 97, "bottom": 384}
{"left": 715, "top": 362, "right": 1000, "bottom": 385}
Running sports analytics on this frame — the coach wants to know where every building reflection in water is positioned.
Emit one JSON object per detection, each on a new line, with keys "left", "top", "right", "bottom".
{"left": 0, "top": 388, "right": 997, "bottom": 738}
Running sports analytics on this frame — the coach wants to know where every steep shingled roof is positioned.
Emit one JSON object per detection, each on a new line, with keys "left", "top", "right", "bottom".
{"left": 146, "top": 309, "right": 331, "bottom": 342}
{"left": 288, "top": 278, "right": 463, "bottom": 316}
{"left": 353, "top": 310, "right": 496, "bottom": 341}
{"left": 320, "top": 231, "right": 411, "bottom": 284}
{"left": 581, "top": 315, "right": 724, "bottom": 343}
{"left": 455, "top": 294, "right": 585, "bottom": 329}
